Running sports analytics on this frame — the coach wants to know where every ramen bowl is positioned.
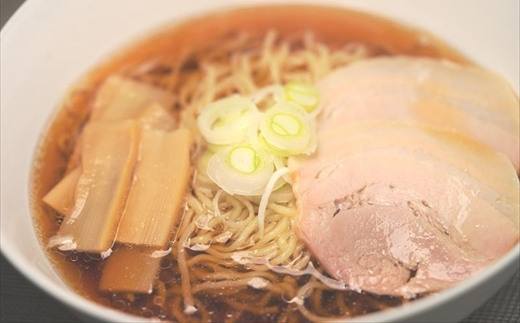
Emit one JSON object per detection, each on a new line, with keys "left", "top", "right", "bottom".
{"left": 1, "top": 0, "right": 519, "bottom": 322}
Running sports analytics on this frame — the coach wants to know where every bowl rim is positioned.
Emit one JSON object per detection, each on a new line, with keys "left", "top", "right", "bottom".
{"left": 1, "top": 0, "right": 519, "bottom": 322}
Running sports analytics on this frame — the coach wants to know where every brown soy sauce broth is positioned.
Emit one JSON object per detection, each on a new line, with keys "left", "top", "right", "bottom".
{"left": 30, "top": 4, "right": 469, "bottom": 321}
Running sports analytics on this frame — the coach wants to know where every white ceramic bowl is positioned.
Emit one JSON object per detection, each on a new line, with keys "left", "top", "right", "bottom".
{"left": 1, "top": 0, "right": 519, "bottom": 322}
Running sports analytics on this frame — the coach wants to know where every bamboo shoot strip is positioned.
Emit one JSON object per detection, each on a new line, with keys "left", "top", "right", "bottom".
{"left": 137, "top": 102, "right": 177, "bottom": 131}
{"left": 99, "top": 245, "right": 161, "bottom": 293}
{"left": 90, "top": 75, "right": 175, "bottom": 122}
{"left": 116, "top": 128, "right": 193, "bottom": 247}
{"left": 46, "top": 100, "right": 174, "bottom": 218}
{"left": 51, "top": 121, "right": 139, "bottom": 253}
{"left": 66, "top": 133, "right": 83, "bottom": 173}
{"left": 43, "top": 167, "right": 82, "bottom": 215}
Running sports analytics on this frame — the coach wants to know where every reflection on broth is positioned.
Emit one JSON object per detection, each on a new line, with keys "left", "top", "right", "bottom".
{"left": 30, "top": 5, "right": 519, "bottom": 322}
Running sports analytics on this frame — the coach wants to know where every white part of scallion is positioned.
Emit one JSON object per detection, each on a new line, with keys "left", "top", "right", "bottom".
{"left": 198, "top": 95, "right": 259, "bottom": 145}
{"left": 259, "top": 102, "right": 317, "bottom": 156}
{"left": 257, "top": 167, "right": 290, "bottom": 237}
{"left": 284, "top": 82, "right": 320, "bottom": 114}
{"left": 206, "top": 143, "right": 274, "bottom": 196}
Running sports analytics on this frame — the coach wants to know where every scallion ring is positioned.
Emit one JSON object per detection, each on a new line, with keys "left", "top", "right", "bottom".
{"left": 284, "top": 82, "right": 320, "bottom": 114}
{"left": 259, "top": 102, "right": 317, "bottom": 156}
{"left": 206, "top": 143, "right": 274, "bottom": 196}
{"left": 198, "top": 95, "right": 259, "bottom": 145}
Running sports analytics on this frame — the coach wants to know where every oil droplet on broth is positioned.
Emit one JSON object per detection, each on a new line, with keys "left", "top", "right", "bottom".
{"left": 159, "top": 258, "right": 171, "bottom": 269}
{"left": 112, "top": 299, "right": 126, "bottom": 310}
{"left": 153, "top": 296, "right": 165, "bottom": 306}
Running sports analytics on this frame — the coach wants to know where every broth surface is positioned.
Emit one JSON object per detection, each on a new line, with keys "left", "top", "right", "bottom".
{"left": 31, "top": 5, "right": 470, "bottom": 321}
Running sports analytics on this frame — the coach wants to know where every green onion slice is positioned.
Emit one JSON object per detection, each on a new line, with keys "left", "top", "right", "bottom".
{"left": 207, "top": 143, "right": 274, "bottom": 196}
{"left": 198, "top": 95, "right": 259, "bottom": 145}
{"left": 284, "top": 82, "right": 320, "bottom": 114}
{"left": 258, "top": 102, "right": 317, "bottom": 156}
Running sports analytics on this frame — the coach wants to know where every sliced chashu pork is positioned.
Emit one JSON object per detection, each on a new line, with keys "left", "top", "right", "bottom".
{"left": 290, "top": 121, "right": 519, "bottom": 297}
{"left": 317, "top": 57, "right": 520, "bottom": 171}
